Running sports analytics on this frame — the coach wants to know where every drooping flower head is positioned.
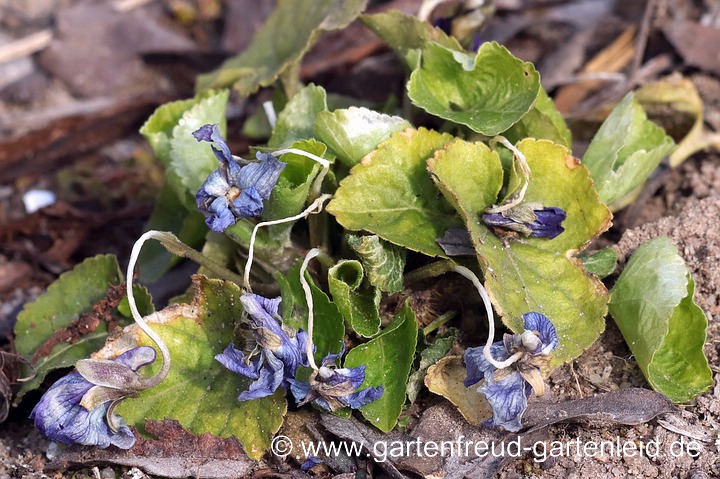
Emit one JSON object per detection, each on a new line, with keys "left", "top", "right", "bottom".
{"left": 288, "top": 345, "right": 384, "bottom": 412}
{"left": 464, "top": 312, "right": 558, "bottom": 432}
{"left": 194, "top": 124, "right": 286, "bottom": 232}
{"left": 215, "top": 293, "right": 308, "bottom": 401}
{"left": 30, "top": 346, "right": 157, "bottom": 449}
{"left": 482, "top": 202, "right": 566, "bottom": 239}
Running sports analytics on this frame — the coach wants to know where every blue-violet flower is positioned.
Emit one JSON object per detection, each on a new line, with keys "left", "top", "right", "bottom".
{"left": 215, "top": 293, "right": 308, "bottom": 401}
{"left": 288, "top": 346, "right": 384, "bottom": 412}
{"left": 30, "top": 346, "right": 157, "bottom": 449}
{"left": 194, "top": 124, "right": 286, "bottom": 232}
{"left": 482, "top": 203, "right": 566, "bottom": 239}
{"left": 464, "top": 312, "right": 558, "bottom": 432}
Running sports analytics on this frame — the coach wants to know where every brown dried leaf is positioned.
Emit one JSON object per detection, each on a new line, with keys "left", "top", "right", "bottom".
{"left": 663, "top": 18, "right": 720, "bottom": 76}
{"left": 48, "top": 419, "right": 256, "bottom": 479}
{"left": 424, "top": 355, "right": 492, "bottom": 426}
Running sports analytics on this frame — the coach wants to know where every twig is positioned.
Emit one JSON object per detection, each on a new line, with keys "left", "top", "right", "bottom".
{"left": 0, "top": 30, "right": 53, "bottom": 64}
{"left": 629, "top": 0, "right": 658, "bottom": 83}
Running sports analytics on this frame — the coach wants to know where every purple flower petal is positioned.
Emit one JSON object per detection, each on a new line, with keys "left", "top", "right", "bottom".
{"left": 193, "top": 124, "right": 233, "bottom": 164}
{"left": 463, "top": 342, "right": 510, "bottom": 387}
{"left": 522, "top": 312, "right": 558, "bottom": 354}
{"left": 479, "top": 370, "right": 532, "bottom": 432}
{"left": 30, "top": 373, "right": 135, "bottom": 449}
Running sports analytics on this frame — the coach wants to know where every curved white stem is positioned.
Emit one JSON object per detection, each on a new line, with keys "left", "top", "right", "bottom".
{"left": 452, "top": 265, "right": 523, "bottom": 370}
{"left": 272, "top": 147, "right": 330, "bottom": 198}
{"left": 243, "top": 194, "right": 332, "bottom": 292}
{"left": 126, "top": 230, "right": 172, "bottom": 388}
{"left": 299, "top": 248, "right": 322, "bottom": 371}
{"left": 263, "top": 100, "right": 277, "bottom": 129}
{"left": 486, "top": 136, "right": 531, "bottom": 214}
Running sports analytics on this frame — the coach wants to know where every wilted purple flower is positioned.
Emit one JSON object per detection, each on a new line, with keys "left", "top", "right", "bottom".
{"left": 482, "top": 203, "right": 566, "bottom": 239}
{"left": 215, "top": 293, "right": 308, "bottom": 401}
{"left": 464, "top": 312, "right": 558, "bottom": 432}
{"left": 194, "top": 124, "right": 286, "bottom": 232}
{"left": 30, "top": 346, "right": 156, "bottom": 449}
{"left": 288, "top": 346, "right": 384, "bottom": 412}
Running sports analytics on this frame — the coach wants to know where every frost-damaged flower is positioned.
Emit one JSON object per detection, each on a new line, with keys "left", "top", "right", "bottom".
{"left": 30, "top": 346, "right": 157, "bottom": 449}
{"left": 288, "top": 346, "right": 384, "bottom": 412}
{"left": 482, "top": 203, "right": 566, "bottom": 239}
{"left": 194, "top": 124, "right": 286, "bottom": 232}
{"left": 215, "top": 293, "right": 308, "bottom": 401}
{"left": 464, "top": 312, "right": 558, "bottom": 432}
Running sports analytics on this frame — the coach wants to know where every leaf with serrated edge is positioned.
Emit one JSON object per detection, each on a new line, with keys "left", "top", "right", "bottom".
{"left": 609, "top": 237, "right": 711, "bottom": 402}
{"left": 314, "top": 107, "right": 411, "bottom": 167}
{"left": 347, "top": 234, "right": 406, "bottom": 294}
{"left": 196, "top": 0, "right": 368, "bottom": 94}
{"left": 344, "top": 302, "right": 418, "bottom": 432}
{"left": 14, "top": 255, "right": 123, "bottom": 403}
{"left": 327, "top": 128, "right": 461, "bottom": 257}
{"left": 106, "top": 276, "right": 286, "bottom": 460}
{"left": 408, "top": 42, "right": 540, "bottom": 136}
{"left": 428, "top": 138, "right": 611, "bottom": 364}
{"left": 328, "top": 260, "right": 381, "bottom": 338}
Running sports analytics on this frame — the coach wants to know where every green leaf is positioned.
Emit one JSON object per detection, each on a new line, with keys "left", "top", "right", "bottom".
{"left": 328, "top": 260, "right": 381, "bottom": 337}
{"left": 168, "top": 89, "right": 230, "bottom": 208}
{"left": 609, "top": 237, "right": 712, "bottom": 402}
{"left": 13, "top": 255, "right": 123, "bottom": 402}
{"left": 196, "top": 0, "right": 368, "bottom": 95}
{"left": 117, "top": 285, "right": 155, "bottom": 319}
{"left": 582, "top": 92, "right": 675, "bottom": 207}
{"left": 428, "top": 138, "right": 611, "bottom": 363}
{"left": 276, "top": 262, "right": 345, "bottom": 362}
{"left": 407, "top": 42, "right": 540, "bottom": 136}
{"left": 578, "top": 247, "right": 618, "bottom": 279}
{"left": 314, "top": 107, "right": 412, "bottom": 167}
{"left": 407, "top": 328, "right": 457, "bottom": 403}
{"left": 112, "top": 276, "right": 287, "bottom": 460}
{"left": 347, "top": 234, "right": 406, "bottom": 294}
{"left": 344, "top": 302, "right": 418, "bottom": 432}
{"left": 269, "top": 84, "right": 328, "bottom": 148}
{"left": 360, "top": 11, "right": 462, "bottom": 69}
{"left": 327, "top": 128, "right": 461, "bottom": 256}
{"left": 504, "top": 88, "right": 572, "bottom": 148}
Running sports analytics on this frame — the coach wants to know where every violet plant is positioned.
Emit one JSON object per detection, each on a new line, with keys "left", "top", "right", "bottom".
{"left": 13, "top": 0, "right": 711, "bottom": 463}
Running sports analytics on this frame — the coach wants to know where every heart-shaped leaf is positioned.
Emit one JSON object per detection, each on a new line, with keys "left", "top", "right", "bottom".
{"left": 428, "top": 138, "right": 611, "bottom": 363}
{"left": 408, "top": 42, "right": 540, "bottom": 136}
{"left": 327, "top": 128, "right": 461, "bottom": 257}
{"left": 108, "top": 276, "right": 287, "bottom": 460}
{"left": 14, "top": 255, "right": 125, "bottom": 403}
